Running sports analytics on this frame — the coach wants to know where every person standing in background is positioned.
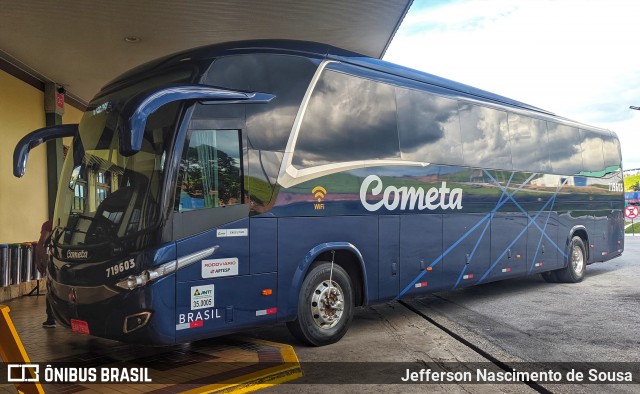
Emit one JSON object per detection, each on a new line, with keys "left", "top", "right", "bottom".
{"left": 35, "top": 220, "right": 55, "bottom": 328}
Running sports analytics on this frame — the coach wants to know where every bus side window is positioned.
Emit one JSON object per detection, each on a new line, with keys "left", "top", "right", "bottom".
{"left": 459, "top": 103, "right": 512, "bottom": 170}
{"left": 602, "top": 132, "right": 622, "bottom": 170}
{"left": 547, "top": 122, "right": 583, "bottom": 175}
{"left": 579, "top": 129, "right": 605, "bottom": 174}
{"left": 396, "top": 88, "right": 463, "bottom": 166}
{"left": 178, "top": 129, "right": 243, "bottom": 212}
{"left": 292, "top": 69, "right": 399, "bottom": 169}
{"left": 508, "top": 114, "right": 550, "bottom": 173}
{"left": 202, "top": 54, "right": 318, "bottom": 152}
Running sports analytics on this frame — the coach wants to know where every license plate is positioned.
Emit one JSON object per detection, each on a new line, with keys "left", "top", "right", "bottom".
{"left": 70, "top": 319, "right": 90, "bottom": 335}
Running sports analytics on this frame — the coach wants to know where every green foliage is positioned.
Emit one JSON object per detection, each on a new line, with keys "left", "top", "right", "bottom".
{"left": 624, "top": 174, "right": 640, "bottom": 191}
{"left": 184, "top": 145, "right": 241, "bottom": 205}
{"left": 624, "top": 222, "right": 640, "bottom": 234}
{"left": 246, "top": 176, "right": 273, "bottom": 204}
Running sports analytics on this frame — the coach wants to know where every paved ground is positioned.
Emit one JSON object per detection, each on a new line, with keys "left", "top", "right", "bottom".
{"left": 250, "top": 238, "right": 640, "bottom": 393}
{"left": 0, "top": 295, "right": 299, "bottom": 393}
{"left": 408, "top": 246, "right": 640, "bottom": 363}
{"left": 251, "top": 302, "right": 535, "bottom": 393}
{"left": 402, "top": 237, "right": 640, "bottom": 393}
{"left": 2, "top": 238, "right": 639, "bottom": 393}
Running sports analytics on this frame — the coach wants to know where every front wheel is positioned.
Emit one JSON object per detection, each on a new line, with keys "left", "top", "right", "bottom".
{"left": 556, "top": 236, "right": 587, "bottom": 283}
{"left": 286, "top": 262, "right": 354, "bottom": 346}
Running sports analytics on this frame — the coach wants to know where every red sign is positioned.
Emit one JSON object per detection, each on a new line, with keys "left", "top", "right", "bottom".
{"left": 56, "top": 92, "right": 65, "bottom": 110}
{"left": 624, "top": 205, "right": 639, "bottom": 219}
{"left": 70, "top": 319, "right": 90, "bottom": 335}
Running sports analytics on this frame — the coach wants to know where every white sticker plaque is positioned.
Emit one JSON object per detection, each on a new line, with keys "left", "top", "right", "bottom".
{"left": 190, "top": 284, "right": 214, "bottom": 310}
{"left": 202, "top": 258, "right": 239, "bottom": 278}
{"left": 216, "top": 228, "right": 248, "bottom": 237}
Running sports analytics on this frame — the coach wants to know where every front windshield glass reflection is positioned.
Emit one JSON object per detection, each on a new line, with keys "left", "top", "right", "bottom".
{"left": 53, "top": 103, "right": 178, "bottom": 257}
{"left": 52, "top": 69, "right": 192, "bottom": 259}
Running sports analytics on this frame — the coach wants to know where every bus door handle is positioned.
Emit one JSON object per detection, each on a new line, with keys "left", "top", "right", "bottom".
{"left": 391, "top": 262, "right": 397, "bottom": 276}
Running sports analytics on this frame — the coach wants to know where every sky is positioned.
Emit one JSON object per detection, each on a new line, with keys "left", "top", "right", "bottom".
{"left": 384, "top": 0, "right": 640, "bottom": 170}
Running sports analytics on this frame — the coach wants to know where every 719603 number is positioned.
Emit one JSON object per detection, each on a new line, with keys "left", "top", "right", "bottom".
{"left": 106, "top": 258, "right": 135, "bottom": 278}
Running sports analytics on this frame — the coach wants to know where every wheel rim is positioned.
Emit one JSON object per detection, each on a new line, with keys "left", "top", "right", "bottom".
{"left": 572, "top": 244, "right": 585, "bottom": 275}
{"left": 310, "top": 280, "right": 345, "bottom": 329}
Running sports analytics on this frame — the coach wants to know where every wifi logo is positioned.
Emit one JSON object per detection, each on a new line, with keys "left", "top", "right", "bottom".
{"left": 312, "top": 186, "right": 327, "bottom": 202}
{"left": 312, "top": 186, "right": 327, "bottom": 210}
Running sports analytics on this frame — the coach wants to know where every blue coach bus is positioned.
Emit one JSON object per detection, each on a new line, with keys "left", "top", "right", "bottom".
{"left": 14, "top": 40, "right": 624, "bottom": 346}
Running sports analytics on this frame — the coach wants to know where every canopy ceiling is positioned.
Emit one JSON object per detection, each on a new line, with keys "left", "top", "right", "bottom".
{"left": 0, "top": 0, "right": 413, "bottom": 105}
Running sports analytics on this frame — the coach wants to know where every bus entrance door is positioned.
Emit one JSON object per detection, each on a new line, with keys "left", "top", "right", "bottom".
{"left": 174, "top": 218, "right": 276, "bottom": 341}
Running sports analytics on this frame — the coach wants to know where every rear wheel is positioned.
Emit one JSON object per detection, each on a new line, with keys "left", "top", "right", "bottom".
{"left": 556, "top": 236, "right": 587, "bottom": 283}
{"left": 286, "top": 262, "right": 354, "bottom": 346}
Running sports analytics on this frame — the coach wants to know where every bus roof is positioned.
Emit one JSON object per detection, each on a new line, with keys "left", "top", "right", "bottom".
{"left": 100, "top": 39, "right": 609, "bottom": 134}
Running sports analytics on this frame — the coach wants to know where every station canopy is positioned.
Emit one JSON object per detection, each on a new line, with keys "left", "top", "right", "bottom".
{"left": 0, "top": 0, "right": 413, "bottom": 105}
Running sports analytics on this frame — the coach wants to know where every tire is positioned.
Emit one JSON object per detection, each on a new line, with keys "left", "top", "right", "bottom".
{"left": 540, "top": 271, "right": 559, "bottom": 283}
{"left": 556, "top": 236, "right": 587, "bottom": 283}
{"left": 286, "top": 262, "right": 354, "bottom": 346}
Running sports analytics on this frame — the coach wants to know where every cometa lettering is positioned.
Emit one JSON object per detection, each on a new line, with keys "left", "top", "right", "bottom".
{"left": 66, "top": 250, "right": 88, "bottom": 259}
{"left": 360, "top": 175, "right": 463, "bottom": 212}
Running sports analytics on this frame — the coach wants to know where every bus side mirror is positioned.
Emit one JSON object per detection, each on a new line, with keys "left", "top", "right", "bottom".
{"left": 13, "top": 124, "right": 78, "bottom": 177}
{"left": 118, "top": 84, "right": 274, "bottom": 156}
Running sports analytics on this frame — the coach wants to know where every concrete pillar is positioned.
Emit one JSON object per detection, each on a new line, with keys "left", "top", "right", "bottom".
{"left": 44, "top": 83, "right": 65, "bottom": 219}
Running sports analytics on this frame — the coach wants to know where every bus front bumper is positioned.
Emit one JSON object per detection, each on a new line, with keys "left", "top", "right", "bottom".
{"left": 47, "top": 276, "right": 176, "bottom": 345}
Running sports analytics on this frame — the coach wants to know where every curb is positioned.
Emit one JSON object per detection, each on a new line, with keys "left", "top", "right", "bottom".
{"left": 180, "top": 337, "right": 302, "bottom": 394}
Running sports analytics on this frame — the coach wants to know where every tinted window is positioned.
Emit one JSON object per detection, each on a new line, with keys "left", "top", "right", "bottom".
{"left": 603, "top": 132, "right": 622, "bottom": 169}
{"left": 293, "top": 69, "right": 399, "bottom": 168}
{"left": 580, "top": 129, "right": 605, "bottom": 173}
{"left": 459, "top": 103, "right": 512, "bottom": 170}
{"left": 508, "top": 114, "right": 550, "bottom": 172}
{"left": 178, "top": 129, "right": 243, "bottom": 211}
{"left": 547, "top": 122, "right": 583, "bottom": 175}
{"left": 203, "top": 54, "right": 317, "bottom": 151}
{"left": 396, "top": 88, "right": 463, "bottom": 165}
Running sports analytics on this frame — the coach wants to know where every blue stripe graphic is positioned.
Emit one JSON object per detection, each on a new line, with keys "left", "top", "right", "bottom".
{"left": 397, "top": 172, "right": 537, "bottom": 298}
{"left": 452, "top": 172, "right": 514, "bottom": 289}
{"left": 483, "top": 171, "right": 568, "bottom": 257}
{"left": 396, "top": 172, "right": 568, "bottom": 299}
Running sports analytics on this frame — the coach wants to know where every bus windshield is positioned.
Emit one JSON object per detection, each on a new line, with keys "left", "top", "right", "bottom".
{"left": 52, "top": 71, "right": 192, "bottom": 261}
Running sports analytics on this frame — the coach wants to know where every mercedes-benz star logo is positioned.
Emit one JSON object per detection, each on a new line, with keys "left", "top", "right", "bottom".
{"left": 68, "top": 288, "right": 77, "bottom": 304}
